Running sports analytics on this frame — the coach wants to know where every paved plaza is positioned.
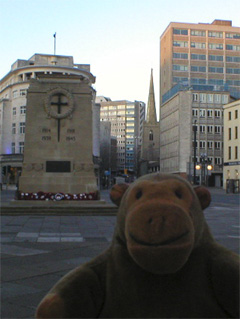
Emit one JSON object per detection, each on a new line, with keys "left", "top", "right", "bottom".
{"left": 0, "top": 187, "right": 239, "bottom": 319}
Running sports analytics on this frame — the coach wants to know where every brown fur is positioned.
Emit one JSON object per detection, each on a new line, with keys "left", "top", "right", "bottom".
{"left": 36, "top": 173, "right": 239, "bottom": 318}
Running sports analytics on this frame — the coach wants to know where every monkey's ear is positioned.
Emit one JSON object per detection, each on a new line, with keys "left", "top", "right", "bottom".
{"left": 110, "top": 183, "right": 129, "bottom": 206}
{"left": 194, "top": 186, "right": 211, "bottom": 210}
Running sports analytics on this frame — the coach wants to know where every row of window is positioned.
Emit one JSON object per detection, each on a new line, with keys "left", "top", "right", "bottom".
{"left": 173, "top": 41, "right": 240, "bottom": 51}
{"left": 101, "top": 105, "right": 135, "bottom": 110}
{"left": 192, "top": 109, "right": 222, "bottom": 118}
{"left": 228, "top": 146, "right": 239, "bottom": 160}
{"left": 192, "top": 93, "right": 228, "bottom": 103}
{"left": 192, "top": 156, "right": 222, "bottom": 165}
{"left": 11, "top": 142, "right": 24, "bottom": 154}
{"left": 192, "top": 140, "right": 223, "bottom": 149}
{"left": 12, "top": 89, "right": 27, "bottom": 98}
{"left": 228, "top": 110, "right": 238, "bottom": 120}
{"left": 228, "top": 127, "right": 238, "bottom": 140}
{"left": 193, "top": 125, "right": 222, "bottom": 134}
{"left": 173, "top": 77, "right": 240, "bottom": 87}
{"left": 173, "top": 65, "right": 240, "bottom": 74}
{"left": 174, "top": 53, "right": 240, "bottom": 62}
{"left": 173, "top": 28, "right": 240, "bottom": 39}
{"left": 12, "top": 122, "right": 25, "bottom": 134}
{"left": 12, "top": 106, "right": 26, "bottom": 115}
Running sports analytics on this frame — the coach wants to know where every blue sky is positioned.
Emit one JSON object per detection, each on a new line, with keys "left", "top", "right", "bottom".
{"left": 1, "top": 0, "right": 239, "bottom": 113}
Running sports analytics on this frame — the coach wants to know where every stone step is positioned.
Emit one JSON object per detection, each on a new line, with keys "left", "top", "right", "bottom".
{"left": 1, "top": 205, "right": 118, "bottom": 215}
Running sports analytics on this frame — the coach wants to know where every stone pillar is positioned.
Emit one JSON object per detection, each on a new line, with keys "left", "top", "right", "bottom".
{"left": 19, "top": 75, "right": 98, "bottom": 195}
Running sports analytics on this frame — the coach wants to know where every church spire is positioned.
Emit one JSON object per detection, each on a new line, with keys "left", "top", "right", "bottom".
{"left": 146, "top": 69, "right": 157, "bottom": 124}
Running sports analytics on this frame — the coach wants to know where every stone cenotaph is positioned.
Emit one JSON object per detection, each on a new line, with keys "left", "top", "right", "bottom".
{"left": 19, "top": 71, "right": 98, "bottom": 198}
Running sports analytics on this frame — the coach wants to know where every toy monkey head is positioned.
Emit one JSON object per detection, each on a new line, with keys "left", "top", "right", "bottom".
{"left": 110, "top": 173, "right": 212, "bottom": 275}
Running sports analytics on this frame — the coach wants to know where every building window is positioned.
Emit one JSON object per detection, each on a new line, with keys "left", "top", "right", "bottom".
{"left": 20, "top": 89, "right": 27, "bottom": 96}
{"left": 191, "top": 54, "right": 206, "bottom": 60}
{"left": 20, "top": 106, "right": 26, "bottom": 114}
{"left": 13, "top": 107, "right": 16, "bottom": 116}
{"left": 199, "top": 141, "right": 206, "bottom": 149}
{"left": 207, "top": 94, "right": 213, "bottom": 103}
{"left": 226, "top": 68, "right": 240, "bottom": 74}
{"left": 228, "top": 111, "right": 231, "bottom": 120}
{"left": 149, "top": 130, "right": 153, "bottom": 141}
{"left": 207, "top": 125, "right": 213, "bottom": 134}
{"left": 209, "top": 55, "right": 223, "bottom": 61}
{"left": 226, "top": 33, "right": 240, "bottom": 39}
{"left": 191, "top": 42, "right": 206, "bottom": 49}
{"left": 209, "top": 43, "right": 223, "bottom": 50}
{"left": 199, "top": 93, "right": 206, "bottom": 102}
{"left": 173, "top": 52, "right": 188, "bottom": 59}
{"left": 215, "top": 157, "right": 221, "bottom": 165}
{"left": 173, "top": 64, "right": 188, "bottom": 71}
{"left": 214, "top": 110, "right": 221, "bottom": 118}
{"left": 207, "top": 110, "right": 213, "bottom": 118}
{"left": 229, "top": 128, "right": 232, "bottom": 140}
{"left": 199, "top": 109, "right": 206, "bottom": 118}
{"left": 228, "top": 147, "right": 231, "bottom": 159}
{"left": 235, "top": 146, "right": 238, "bottom": 159}
{"left": 235, "top": 126, "right": 238, "bottom": 139}
{"left": 214, "top": 126, "right": 221, "bottom": 134}
{"left": 12, "top": 123, "right": 16, "bottom": 134}
{"left": 173, "top": 29, "right": 188, "bottom": 35}
{"left": 191, "top": 66, "right": 206, "bottom": 72}
{"left": 11, "top": 142, "right": 15, "bottom": 154}
{"left": 200, "top": 125, "right": 206, "bottom": 133}
{"left": 193, "top": 93, "right": 198, "bottom": 102}
{"left": 226, "top": 44, "right": 240, "bottom": 51}
{"left": 214, "top": 142, "right": 221, "bottom": 149}
{"left": 207, "top": 141, "right": 213, "bottom": 149}
{"left": 226, "top": 56, "right": 240, "bottom": 62}
{"left": 20, "top": 122, "right": 25, "bottom": 134}
{"left": 208, "top": 31, "right": 223, "bottom": 38}
{"left": 222, "top": 95, "right": 228, "bottom": 104}
{"left": 192, "top": 109, "right": 198, "bottom": 117}
{"left": 235, "top": 110, "right": 238, "bottom": 119}
{"left": 208, "top": 67, "right": 224, "bottom": 73}
{"left": 191, "top": 30, "right": 206, "bottom": 37}
{"left": 173, "top": 41, "right": 188, "bottom": 47}
{"left": 12, "top": 90, "right": 18, "bottom": 98}
{"left": 19, "top": 142, "right": 24, "bottom": 154}
{"left": 214, "top": 95, "right": 221, "bottom": 103}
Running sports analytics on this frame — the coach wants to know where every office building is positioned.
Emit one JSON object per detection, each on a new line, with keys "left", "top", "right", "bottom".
{"left": 99, "top": 99, "right": 145, "bottom": 173}
{"left": 160, "top": 20, "right": 240, "bottom": 185}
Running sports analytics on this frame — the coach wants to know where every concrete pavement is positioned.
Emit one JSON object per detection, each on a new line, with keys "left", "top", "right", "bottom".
{"left": 1, "top": 186, "right": 239, "bottom": 319}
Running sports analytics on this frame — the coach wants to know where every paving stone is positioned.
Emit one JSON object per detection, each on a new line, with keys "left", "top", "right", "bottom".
{"left": 37, "top": 237, "right": 60, "bottom": 243}
{"left": 2, "top": 282, "right": 42, "bottom": 299}
{"left": 1, "top": 244, "right": 49, "bottom": 256}
{"left": 61, "top": 237, "right": 84, "bottom": 242}
{"left": 17, "top": 232, "right": 39, "bottom": 238}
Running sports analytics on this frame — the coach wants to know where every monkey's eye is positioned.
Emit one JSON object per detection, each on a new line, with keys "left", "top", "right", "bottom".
{"left": 136, "top": 190, "right": 142, "bottom": 199}
{"left": 175, "top": 190, "right": 182, "bottom": 199}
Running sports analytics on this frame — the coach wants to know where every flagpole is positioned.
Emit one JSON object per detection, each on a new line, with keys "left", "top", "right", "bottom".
{"left": 53, "top": 32, "right": 56, "bottom": 55}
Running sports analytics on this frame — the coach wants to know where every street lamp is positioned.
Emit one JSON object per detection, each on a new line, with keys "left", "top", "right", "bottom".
{"left": 195, "top": 155, "right": 213, "bottom": 186}
{"left": 193, "top": 120, "right": 197, "bottom": 185}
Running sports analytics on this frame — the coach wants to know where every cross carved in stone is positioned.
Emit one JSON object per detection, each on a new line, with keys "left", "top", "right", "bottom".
{"left": 50, "top": 93, "right": 68, "bottom": 142}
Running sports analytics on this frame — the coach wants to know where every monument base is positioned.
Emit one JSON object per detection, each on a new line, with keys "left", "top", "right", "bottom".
{"left": 19, "top": 174, "right": 98, "bottom": 194}
{"left": 16, "top": 189, "right": 99, "bottom": 201}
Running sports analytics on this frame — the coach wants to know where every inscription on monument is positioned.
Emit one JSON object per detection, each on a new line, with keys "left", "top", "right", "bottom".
{"left": 46, "top": 161, "right": 71, "bottom": 173}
